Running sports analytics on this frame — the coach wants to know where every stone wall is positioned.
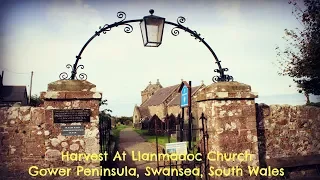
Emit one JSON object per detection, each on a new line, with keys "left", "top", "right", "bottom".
{"left": 256, "top": 104, "right": 320, "bottom": 179}
{"left": 167, "top": 105, "right": 181, "bottom": 117}
{"left": 196, "top": 81, "right": 259, "bottom": 179}
{"left": 148, "top": 104, "right": 166, "bottom": 119}
{"left": 167, "top": 105, "right": 196, "bottom": 126}
{"left": 41, "top": 80, "right": 101, "bottom": 168}
{"left": 0, "top": 106, "right": 46, "bottom": 173}
{"left": 0, "top": 80, "right": 102, "bottom": 178}
{"left": 132, "top": 106, "right": 140, "bottom": 125}
{"left": 257, "top": 103, "right": 320, "bottom": 159}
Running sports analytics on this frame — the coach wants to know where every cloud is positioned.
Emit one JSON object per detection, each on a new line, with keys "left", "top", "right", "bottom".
{"left": 46, "top": 0, "right": 105, "bottom": 36}
{"left": 214, "top": 0, "right": 242, "bottom": 25}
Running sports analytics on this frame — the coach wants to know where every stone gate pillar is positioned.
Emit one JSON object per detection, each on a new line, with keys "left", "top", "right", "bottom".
{"left": 40, "top": 80, "right": 102, "bottom": 172}
{"left": 196, "top": 81, "right": 259, "bottom": 179}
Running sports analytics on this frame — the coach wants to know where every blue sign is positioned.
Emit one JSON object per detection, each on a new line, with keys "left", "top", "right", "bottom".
{"left": 180, "top": 85, "right": 189, "bottom": 107}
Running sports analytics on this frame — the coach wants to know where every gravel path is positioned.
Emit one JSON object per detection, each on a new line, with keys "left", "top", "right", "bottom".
{"left": 114, "top": 127, "right": 161, "bottom": 180}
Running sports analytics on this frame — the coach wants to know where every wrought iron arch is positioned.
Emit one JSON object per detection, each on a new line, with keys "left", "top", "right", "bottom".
{"left": 59, "top": 10, "right": 233, "bottom": 82}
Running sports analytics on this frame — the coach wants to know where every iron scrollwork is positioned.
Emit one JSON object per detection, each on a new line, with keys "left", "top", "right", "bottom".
{"left": 177, "top": 16, "right": 186, "bottom": 25}
{"left": 123, "top": 24, "right": 133, "bottom": 33}
{"left": 171, "top": 17, "right": 186, "bottom": 36}
{"left": 191, "top": 31, "right": 204, "bottom": 42}
{"left": 116, "top": 11, "right": 133, "bottom": 32}
{"left": 60, "top": 9, "right": 234, "bottom": 83}
{"left": 115, "top": 11, "right": 134, "bottom": 33}
{"left": 96, "top": 11, "right": 134, "bottom": 36}
{"left": 60, "top": 11, "right": 141, "bottom": 80}
{"left": 212, "top": 68, "right": 233, "bottom": 82}
{"left": 98, "top": 24, "right": 111, "bottom": 35}
{"left": 212, "top": 74, "right": 234, "bottom": 83}
{"left": 59, "top": 64, "right": 87, "bottom": 80}
{"left": 170, "top": 17, "right": 204, "bottom": 42}
{"left": 59, "top": 64, "right": 73, "bottom": 80}
{"left": 117, "top": 11, "right": 126, "bottom": 22}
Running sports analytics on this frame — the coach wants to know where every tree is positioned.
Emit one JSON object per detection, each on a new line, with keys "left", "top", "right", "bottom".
{"left": 116, "top": 116, "right": 133, "bottom": 125}
{"left": 29, "top": 94, "right": 43, "bottom": 107}
{"left": 99, "top": 99, "right": 112, "bottom": 115}
{"left": 275, "top": 0, "right": 320, "bottom": 103}
{"left": 99, "top": 99, "right": 112, "bottom": 128}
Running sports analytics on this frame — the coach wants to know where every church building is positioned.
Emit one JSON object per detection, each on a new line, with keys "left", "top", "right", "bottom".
{"left": 132, "top": 79, "right": 205, "bottom": 128}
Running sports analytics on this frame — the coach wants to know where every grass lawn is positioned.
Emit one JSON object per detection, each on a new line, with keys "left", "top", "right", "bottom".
{"left": 133, "top": 129, "right": 176, "bottom": 146}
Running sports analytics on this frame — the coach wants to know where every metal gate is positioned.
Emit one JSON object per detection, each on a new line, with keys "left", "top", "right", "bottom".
{"left": 154, "top": 112, "right": 210, "bottom": 180}
{"left": 99, "top": 116, "right": 112, "bottom": 167}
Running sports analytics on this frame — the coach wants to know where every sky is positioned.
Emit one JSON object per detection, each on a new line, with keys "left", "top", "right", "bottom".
{"left": 0, "top": 0, "right": 318, "bottom": 116}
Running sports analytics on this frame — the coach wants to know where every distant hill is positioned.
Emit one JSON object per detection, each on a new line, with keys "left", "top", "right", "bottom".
{"left": 255, "top": 93, "right": 320, "bottom": 105}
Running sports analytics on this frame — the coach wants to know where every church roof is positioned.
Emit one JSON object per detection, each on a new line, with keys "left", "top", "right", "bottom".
{"left": 141, "top": 84, "right": 179, "bottom": 107}
{"left": 136, "top": 106, "right": 150, "bottom": 118}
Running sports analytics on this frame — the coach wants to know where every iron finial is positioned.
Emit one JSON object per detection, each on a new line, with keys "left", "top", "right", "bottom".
{"left": 149, "top": 9, "right": 154, "bottom": 15}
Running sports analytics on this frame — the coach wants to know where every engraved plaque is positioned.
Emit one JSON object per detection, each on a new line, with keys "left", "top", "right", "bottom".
{"left": 61, "top": 125, "right": 85, "bottom": 136}
{"left": 53, "top": 109, "right": 91, "bottom": 123}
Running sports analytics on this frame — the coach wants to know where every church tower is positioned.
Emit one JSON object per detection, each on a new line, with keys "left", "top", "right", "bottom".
{"left": 141, "top": 79, "right": 162, "bottom": 104}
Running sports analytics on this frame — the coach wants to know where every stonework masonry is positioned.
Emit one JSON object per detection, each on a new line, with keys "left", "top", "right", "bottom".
{"left": 1, "top": 80, "right": 320, "bottom": 179}
{"left": 0, "top": 106, "right": 46, "bottom": 173}
{"left": 196, "top": 81, "right": 320, "bottom": 179}
{"left": 0, "top": 80, "right": 102, "bottom": 179}
{"left": 257, "top": 104, "right": 320, "bottom": 158}
{"left": 196, "top": 81, "right": 260, "bottom": 180}
{"left": 148, "top": 104, "right": 166, "bottom": 119}
{"left": 256, "top": 103, "right": 320, "bottom": 178}
{"left": 167, "top": 105, "right": 180, "bottom": 117}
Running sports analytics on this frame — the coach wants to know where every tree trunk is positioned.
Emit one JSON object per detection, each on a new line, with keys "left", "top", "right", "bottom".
{"left": 305, "top": 92, "right": 310, "bottom": 104}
